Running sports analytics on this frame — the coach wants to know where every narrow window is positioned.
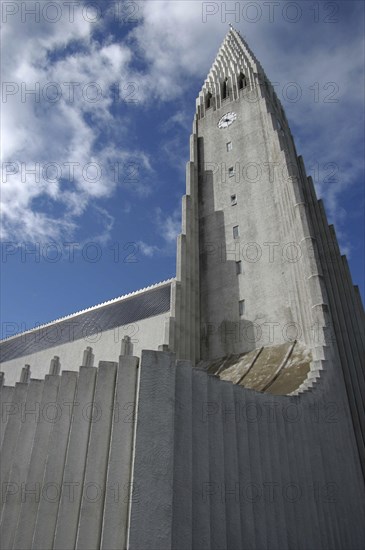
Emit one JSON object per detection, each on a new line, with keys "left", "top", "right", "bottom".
{"left": 206, "top": 91, "right": 212, "bottom": 109}
{"left": 233, "top": 225, "right": 239, "bottom": 239}
{"left": 236, "top": 261, "right": 242, "bottom": 275}
{"left": 231, "top": 194, "right": 237, "bottom": 206}
{"left": 222, "top": 78, "right": 228, "bottom": 99}
{"left": 239, "top": 299, "right": 245, "bottom": 316}
{"left": 229, "top": 166, "right": 235, "bottom": 178}
{"left": 226, "top": 141, "right": 232, "bottom": 152}
{"left": 238, "top": 72, "right": 247, "bottom": 90}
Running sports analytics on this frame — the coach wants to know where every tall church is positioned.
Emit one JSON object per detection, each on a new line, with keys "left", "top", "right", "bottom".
{"left": 0, "top": 28, "right": 364, "bottom": 550}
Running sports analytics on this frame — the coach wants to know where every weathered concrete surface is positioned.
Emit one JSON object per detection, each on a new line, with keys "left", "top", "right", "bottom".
{"left": 199, "top": 341, "right": 311, "bottom": 394}
{"left": 53, "top": 366, "right": 97, "bottom": 550}
{"left": 100, "top": 355, "right": 139, "bottom": 550}
{"left": 128, "top": 350, "right": 176, "bottom": 550}
{"left": 0, "top": 351, "right": 364, "bottom": 549}
{"left": 13, "top": 374, "right": 60, "bottom": 550}
{"left": 76, "top": 362, "right": 117, "bottom": 550}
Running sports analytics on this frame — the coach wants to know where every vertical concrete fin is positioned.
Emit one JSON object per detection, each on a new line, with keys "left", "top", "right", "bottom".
{"left": 32, "top": 371, "right": 78, "bottom": 550}
{"left": 100, "top": 356, "right": 139, "bottom": 550}
{"left": 191, "top": 369, "right": 210, "bottom": 549}
{"left": 81, "top": 347, "right": 94, "bottom": 367}
{"left": 49, "top": 356, "right": 60, "bottom": 375}
{"left": 120, "top": 336, "right": 133, "bottom": 357}
{"left": 14, "top": 374, "right": 60, "bottom": 550}
{"left": 20, "top": 365, "right": 31, "bottom": 384}
{"left": 0, "top": 379, "right": 44, "bottom": 550}
{"left": 232, "top": 384, "right": 255, "bottom": 548}
{"left": 0, "top": 382, "right": 28, "bottom": 521}
{"left": 76, "top": 362, "right": 117, "bottom": 550}
{"left": 53, "top": 366, "right": 97, "bottom": 550}
{"left": 172, "top": 360, "right": 193, "bottom": 549}
{"left": 128, "top": 350, "right": 176, "bottom": 550}
{"left": 207, "top": 375, "right": 227, "bottom": 549}
{"left": 0, "top": 385, "right": 14, "bottom": 451}
{"left": 220, "top": 381, "right": 242, "bottom": 549}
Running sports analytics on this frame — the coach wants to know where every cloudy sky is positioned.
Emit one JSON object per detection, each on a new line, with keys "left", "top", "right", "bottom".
{"left": 1, "top": 0, "right": 364, "bottom": 335}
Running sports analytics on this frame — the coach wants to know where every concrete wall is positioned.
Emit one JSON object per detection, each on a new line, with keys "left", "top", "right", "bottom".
{"left": 130, "top": 351, "right": 365, "bottom": 550}
{"left": 0, "top": 312, "right": 168, "bottom": 386}
{"left": 1, "top": 349, "right": 364, "bottom": 549}
{"left": 0, "top": 354, "right": 139, "bottom": 550}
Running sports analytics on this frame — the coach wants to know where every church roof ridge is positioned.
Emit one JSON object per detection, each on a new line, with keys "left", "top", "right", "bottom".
{"left": 1, "top": 278, "right": 175, "bottom": 343}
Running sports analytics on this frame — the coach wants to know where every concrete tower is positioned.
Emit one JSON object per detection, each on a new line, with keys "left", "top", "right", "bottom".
{"left": 171, "top": 27, "right": 331, "bottom": 362}
{"left": 169, "top": 26, "right": 364, "bottom": 469}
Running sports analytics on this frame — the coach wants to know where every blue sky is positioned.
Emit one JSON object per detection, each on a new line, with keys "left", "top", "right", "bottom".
{"left": 1, "top": 0, "right": 364, "bottom": 336}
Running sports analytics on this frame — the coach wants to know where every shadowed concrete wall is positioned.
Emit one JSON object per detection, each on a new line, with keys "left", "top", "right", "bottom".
{"left": 129, "top": 350, "right": 364, "bottom": 550}
{"left": 1, "top": 349, "right": 364, "bottom": 549}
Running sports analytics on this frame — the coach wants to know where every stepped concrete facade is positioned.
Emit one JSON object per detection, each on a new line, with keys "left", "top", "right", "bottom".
{"left": 0, "top": 28, "right": 364, "bottom": 549}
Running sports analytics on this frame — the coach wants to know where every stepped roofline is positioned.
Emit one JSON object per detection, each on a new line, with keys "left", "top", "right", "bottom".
{"left": 195, "top": 26, "right": 265, "bottom": 116}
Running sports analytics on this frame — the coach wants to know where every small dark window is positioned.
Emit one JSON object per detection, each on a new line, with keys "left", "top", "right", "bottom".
{"left": 238, "top": 72, "right": 247, "bottom": 90}
{"left": 233, "top": 225, "right": 239, "bottom": 239}
{"left": 222, "top": 78, "right": 228, "bottom": 99}
{"left": 239, "top": 300, "right": 245, "bottom": 316}
{"left": 231, "top": 194, "right": 237, "bottom": 206}
{"left": 206, "top": 91, "right": 212, "bottom": 109}
{"left": 236, "top": 261, "right": 242, "bottom": 275}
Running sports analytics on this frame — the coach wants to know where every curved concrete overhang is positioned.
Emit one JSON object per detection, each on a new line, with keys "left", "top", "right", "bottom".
{"left": 197, "top": 341, "right": 312, "bottom": 395}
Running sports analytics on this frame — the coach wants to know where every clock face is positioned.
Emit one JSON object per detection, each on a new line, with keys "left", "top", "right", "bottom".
{"left": 218, "top": 111, "right": 237, "bottom": 129}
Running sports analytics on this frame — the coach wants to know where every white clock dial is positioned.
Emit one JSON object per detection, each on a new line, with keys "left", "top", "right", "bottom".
{"left": 217, "top": 111, "right": 237, "bottom": 129}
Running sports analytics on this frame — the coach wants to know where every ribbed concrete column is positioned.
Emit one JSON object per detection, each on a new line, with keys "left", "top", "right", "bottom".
{"left": 128, "top": 350, "right": 176, "bottom": 550}
{"left": 192, "top": 368, "right": 210, "bottom": 550}
{"left": 263, "top": 393, "right": 289, "bottom": 550}
{"left": 176, "top": 234, "right": 187, "bottom": 358}
{"left": 207, "top": 374, "right": 227, "bottom": 550}
{"left": 53, "top": 366, "right": 97, "bottom": 550}
{"left": 255, "top": 391, "right": 280, "bottom": 550}
{"left": 342, "top": 258, "right": 365, "bottom": 350}
{"left": 282, "top": 395, "right": 312, "bottom": 549}
{"left": 233, "top": 384, "right": 255, "bottom": 548}
{"left": 300, "top": 392, "right": 328, "bottom": 549}
{"left": 329, "top": 227, "right": 365, "bottom": 398}
{"left": 0, "top": 385, "right": 14, "bottom": 450}
{"left": 172, "top": 360, "right": 193, "bottom": 550}
{"left": 13, "top": 374, "right": 60, "bottom": 550}
{"left": 32, "top": 371, "right": 78, "bottom": 549}
{"left": 76, "top": 361, "right": 117, "bottom": 550}
{"left": 100, "top": 356, "right": 139, "bottom": 550}
{"left": 220, "top": 381, "right": 242, "bottom": 550}
{"left": 0, "top": 382, "right": 28, "bottom": 520}
{"left": 246, "top": 391, "right": 269, "bottom": 550}
{"left": 0, "top": 379, "right": 44, "bottom": 550}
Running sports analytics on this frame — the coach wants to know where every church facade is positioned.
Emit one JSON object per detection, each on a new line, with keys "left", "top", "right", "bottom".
{"left": 0, "top": 28, "right": 364, "bottom": 549}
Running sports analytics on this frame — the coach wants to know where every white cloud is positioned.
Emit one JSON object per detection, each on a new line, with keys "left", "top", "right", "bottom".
{"left": 1, "top": 0, "right": 363, "bottom": 256}
{"left": 1, "top": 4, "right": 152, "bottom": 242}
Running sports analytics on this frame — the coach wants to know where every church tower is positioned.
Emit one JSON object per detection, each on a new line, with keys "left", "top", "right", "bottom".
{"left": 169, "top": 26, "right": 364, "bottom": 469}
{"left": 170, "top": 27, "right": 331, "bottom": 363}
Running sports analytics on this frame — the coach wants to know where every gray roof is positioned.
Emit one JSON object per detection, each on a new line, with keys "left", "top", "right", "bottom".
{"left": 0, "top": 282, "right": 172, "bottom": 362}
